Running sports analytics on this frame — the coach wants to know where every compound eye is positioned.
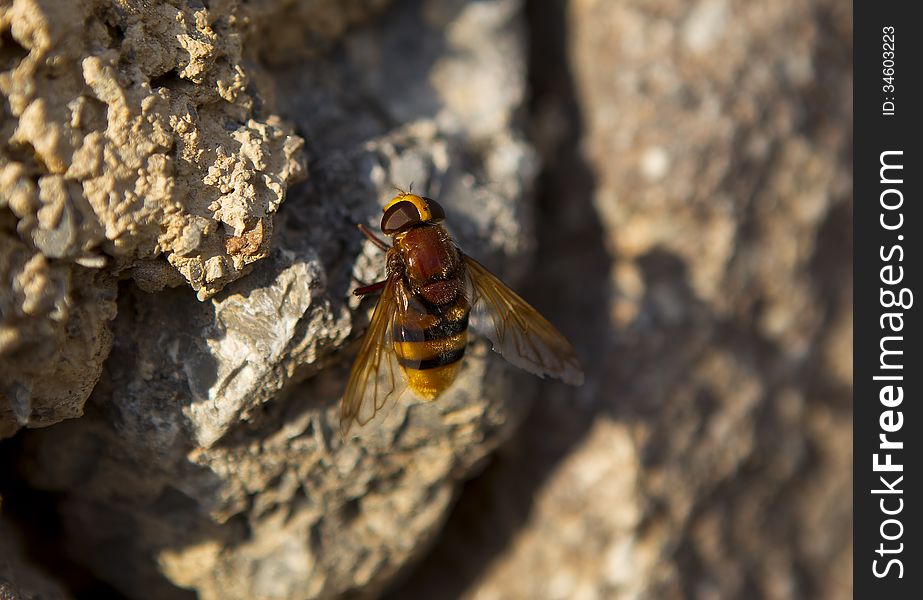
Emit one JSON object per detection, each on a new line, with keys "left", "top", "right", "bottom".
{"left": 424, "top": 197, "right": 445, "bottom": 220}
{"left": 381, "top": 200, "right": 422, "bottom": 234}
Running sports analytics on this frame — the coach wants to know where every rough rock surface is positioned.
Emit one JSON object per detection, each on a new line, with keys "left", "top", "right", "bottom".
{"left": 5, "top": 0, "right": 538, "bottom": 598}
{"left": 2, "top": 0, "right": 851, "bottom": 599}
{"left": 388, "top": 0, "right": 853, "bottom": 599}
{"left": 1, "top": 0, "right": 305, "bottom": 437}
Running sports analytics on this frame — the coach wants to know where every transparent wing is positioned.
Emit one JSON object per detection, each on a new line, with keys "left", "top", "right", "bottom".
{"left": 340, "top": 277, "right": 407, "bottom": 433}
{"left": 464, "top": 255, "right": 584, "bottom": 385}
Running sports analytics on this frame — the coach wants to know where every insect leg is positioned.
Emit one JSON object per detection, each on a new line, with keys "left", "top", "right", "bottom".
{"left": 358, "top": 223, "right": 391, "bottom": 251}
{"left": 354, "top": 279, "right": 389, "bottom": 296}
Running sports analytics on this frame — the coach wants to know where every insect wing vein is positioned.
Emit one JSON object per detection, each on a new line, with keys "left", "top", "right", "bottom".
{"left": 464, "top": 255, "right": 584, "bottom": 385}
{"left": 341, "top": 276, "right": 407, "bottom": 432}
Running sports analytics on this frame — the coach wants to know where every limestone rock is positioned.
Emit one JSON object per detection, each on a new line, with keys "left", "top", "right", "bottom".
{"left": 2, "top": 0, "right": 851, "bottom": 599}
{"left": 11, "top": 0, "right": 538, "bottom": 598}
{"left": 0, "top": 227, "right": 116, "bottom": 438}
{"left": 1, "top": 0, "right": 306, "bottom": 437}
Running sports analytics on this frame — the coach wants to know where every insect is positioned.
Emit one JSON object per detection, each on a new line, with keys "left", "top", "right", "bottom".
{"left": 341, "top": 191, "right": 584, "bottom": 431}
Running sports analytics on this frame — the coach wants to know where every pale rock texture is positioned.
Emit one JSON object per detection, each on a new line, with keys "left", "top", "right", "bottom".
{"left": 0, "top": 229, "right": 116, "bottom": 437}
{"left": 1, "top": 0, "right": 305, "bottom": 437}
{"left": 5, "top": 0, "right": 539, "bottom": 598}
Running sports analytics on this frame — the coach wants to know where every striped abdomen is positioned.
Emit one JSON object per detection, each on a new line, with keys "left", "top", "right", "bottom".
{"left": 392, "top": 291, "right": 469, "bottom": 400}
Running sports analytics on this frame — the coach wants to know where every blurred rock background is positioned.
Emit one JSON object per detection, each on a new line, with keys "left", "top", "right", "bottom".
{"left": 1, "top": 0, "right": 851, "bottom": 599}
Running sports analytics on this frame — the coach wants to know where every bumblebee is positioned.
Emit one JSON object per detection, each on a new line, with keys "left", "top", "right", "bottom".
{"left": 342, "top": 192, "right": 584, "bottom": 430}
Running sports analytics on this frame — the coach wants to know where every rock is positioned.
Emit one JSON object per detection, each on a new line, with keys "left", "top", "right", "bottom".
{"left": 246, "top": 0, "right": 394, "bottom": 63}
{"left": 0, "top": 229, "right": 116, "bottom": 438}
{"left": 9, "top": 0, "right": 538, "bottom": 598}
{"left": 1, "top": 0, "right": 306, "bottom": 437}
{"left": 3, "top": 0, "right": 851, "bottom": 598}
{"left": 1, "top": 0, "right": 306, "bottom": 296}
{"left": 387, "top": 0, "right": 852, "bottom": 599}
{"left": 0, "top": 517, "right": 72, "bottom": 600}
